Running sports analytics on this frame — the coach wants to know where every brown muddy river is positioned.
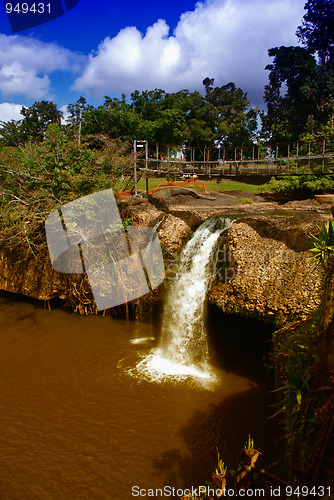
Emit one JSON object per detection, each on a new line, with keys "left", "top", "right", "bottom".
{"left": 0, "top": 293, "right": 281, "bottom": 500}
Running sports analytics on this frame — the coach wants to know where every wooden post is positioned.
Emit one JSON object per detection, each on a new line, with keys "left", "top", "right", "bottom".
{"left": 156, "top": 142, "right": 159, "bottom": 171}
{"left": 145, "top": 141, "right": 149, "bottom": 196}
{"left": 240, "top": 148, "right": 243, "bottom": 175}
{"left": 133, "top": 140, "right": 138, "bottom": 195}
{"left": 146, "top": 176, "right": 149, "bottom": 198}
{"left": 207, "top": 148, "right": 210, "bottom": 177}
{"left": 167, "top": 145, "right": 170, "bottom": 175}
{"left": 268, "top": 144, "right": 271, "bottom": 175}
{"left": 252, "top": 146, "right": 255, "bottom": 174}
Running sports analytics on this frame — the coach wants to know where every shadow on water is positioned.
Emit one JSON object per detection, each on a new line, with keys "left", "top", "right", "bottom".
{"left": 153, "top": 385, "right": 284, "bottom": 488}
{"left": 206, "top": 302, "right": 276, "bottom": 385}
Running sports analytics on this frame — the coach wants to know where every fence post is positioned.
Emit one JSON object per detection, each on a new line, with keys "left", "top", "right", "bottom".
{"left": 208, "top": 147, "right": 210, "bottom": 177}
{"left": 133, "top": 140, "right": 138, "bottom": 195}
{"left": 167, "top": 145, "right": 170, "bottom": 175}
{"left": 145, "top": 141, "right": 149, "bottom": 196}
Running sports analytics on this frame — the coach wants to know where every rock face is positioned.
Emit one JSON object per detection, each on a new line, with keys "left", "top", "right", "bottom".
{"left": 0, "top": 245, "right": 57, "bottom": 301}
{"left": 0, "top": 195, "right": 327, "bottom": 321}
{"left": 0, "top": 241, "right": 98, "bottom": 314}
{"left": 208, "top": 215, "right": 324, "bottom": 321}
{"left": 0, "top": 197, "right": 194, "bottom": 314}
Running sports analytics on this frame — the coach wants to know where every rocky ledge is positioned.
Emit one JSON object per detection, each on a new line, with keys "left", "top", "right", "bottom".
{"left": 0, "top": 192, "right": 329, "bottom": 320}
{"left": 208, "top": 214, "right": 325, "bottom": 322}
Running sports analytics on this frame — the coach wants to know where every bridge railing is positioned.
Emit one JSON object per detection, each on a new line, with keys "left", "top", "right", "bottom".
{"left": 133, "top": 139, "right": 334, "bottom": 177}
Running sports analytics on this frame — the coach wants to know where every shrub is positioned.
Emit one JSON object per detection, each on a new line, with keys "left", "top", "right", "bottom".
{"left": 260, "top": 162, "right": 334, "bottom": 198}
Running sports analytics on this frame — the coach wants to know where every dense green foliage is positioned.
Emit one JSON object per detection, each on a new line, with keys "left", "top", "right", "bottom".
{"left": 0, "top": 124, "right": 134, "bottom": 239}
{"left": 272, "top": 316, "right": 324, "bottom": 470}
{"left": 68, "top": 81, "right": 259, "bottom": 149}
{"left": 296, "top": 0, "right": 334, "bottom": 66}
{"left": 0, "top": 101, "right": 63, "bottom": 146}
{"left": 0, "top": 80, "right": 259, "bottom": 150}
{"left": 262, "top": 0, "right": 334, "bottom": 143}
{"left": 261, "top": 168, "right": 334, "bottom": 197}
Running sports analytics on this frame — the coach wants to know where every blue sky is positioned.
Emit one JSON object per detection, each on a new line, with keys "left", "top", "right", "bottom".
{"left": 0, "top": 0, "right": 307, "bottom": 122}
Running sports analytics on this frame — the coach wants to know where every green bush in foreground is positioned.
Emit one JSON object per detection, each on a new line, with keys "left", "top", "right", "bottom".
{"left": 308, "top": 220, "right": 334, "bottom": 269}
{"left": 260, "top": 162, "right": 334, "bottom": 197}
{"left": 0, "top": 125, "right": 134, "bottom": 245}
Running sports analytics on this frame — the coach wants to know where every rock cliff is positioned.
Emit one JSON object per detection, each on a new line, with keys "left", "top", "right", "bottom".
{"left": 208, "top": 215, "right": 324, "bottom": 321}
{"left": 0, "top": 195, "right": 327, "bottom": 321}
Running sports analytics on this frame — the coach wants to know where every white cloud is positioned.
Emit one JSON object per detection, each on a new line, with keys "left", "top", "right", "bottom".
{"left": 0, "top": 62, "right": 50, "bottom": 99}
{"left": 73, "top": 0, "right": 306, "bottom": 105}
{"left": 0, "top": 102, "right": 23, "bottom": 122}
{"left": 0, "top": 34, "right": 85, "bottom": 99}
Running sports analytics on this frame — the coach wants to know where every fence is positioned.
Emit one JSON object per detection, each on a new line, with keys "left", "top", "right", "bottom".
{"left": 133, "top": 139, "right": 334, "bottom": 178}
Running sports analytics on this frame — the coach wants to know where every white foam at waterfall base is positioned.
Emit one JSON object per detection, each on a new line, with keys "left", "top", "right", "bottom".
{"left": 135, "top": 348, "right": 214, "bottom": 382}
{"left": 134, "top": 217, "right": 234, "bottom": 386}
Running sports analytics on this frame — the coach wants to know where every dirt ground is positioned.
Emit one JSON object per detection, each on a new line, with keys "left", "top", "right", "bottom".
{"left": 149, "top": 187, "right": 332, "bottom": 215}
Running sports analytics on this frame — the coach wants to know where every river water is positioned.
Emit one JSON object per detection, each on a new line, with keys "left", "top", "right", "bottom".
{"left": 0, "top": 292, "right": 282, "bottom": 499}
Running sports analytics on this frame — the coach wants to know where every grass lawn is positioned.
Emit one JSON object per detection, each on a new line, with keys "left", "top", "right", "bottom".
{"left": 136, "top": 177, "right": 268, "bottom": 194}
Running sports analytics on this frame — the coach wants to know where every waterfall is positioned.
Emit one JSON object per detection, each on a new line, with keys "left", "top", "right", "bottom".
{"left": 159, "top": 217, "right": 233, "bottom": 368}
{"left": 134, "top": 217, "right": 233, "bottom": 383}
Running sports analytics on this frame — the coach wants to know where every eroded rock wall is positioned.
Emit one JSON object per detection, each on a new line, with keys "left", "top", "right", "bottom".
{"left": 0, "top": 197, "right": 326, "bottom": 322}
{"left": 208, "top": 215, "right": 324, "bottom": 321}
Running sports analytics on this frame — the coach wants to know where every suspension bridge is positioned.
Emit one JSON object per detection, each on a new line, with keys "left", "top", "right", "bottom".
{"left": 133, "top": 138, "right": 334, "bottom": 180}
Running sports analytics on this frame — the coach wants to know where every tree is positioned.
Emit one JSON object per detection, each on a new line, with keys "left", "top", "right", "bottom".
{"left": 262, "top": 46, "right": 319, "bottom": 141}
{"left": 0, "top": 119, "right": 26, "bottom": 146}
{"left": 66, "top": 96, "right": 92, "bottom": 126}
{"left": 20, "top": 101, "right": 63, "bottom": 142}
{"left": 66, "top": 97, "right": 93, "bottom": 144}
{"left": 296, "top": 0, "right": 334, "bottom": 65}
{"left": 262, "top": 44, "right": 334, "bottom": 142}
{"left": 187, "top": 79, "right": 258, "bottom": 148}
{"left": 65, "top": 82, "right": 258, "bottom": 147}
